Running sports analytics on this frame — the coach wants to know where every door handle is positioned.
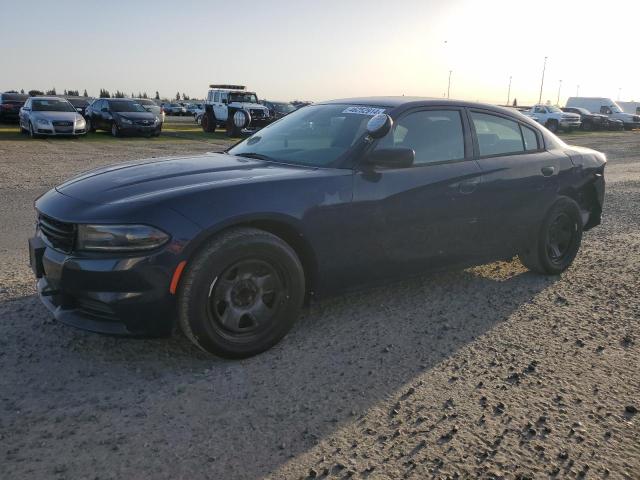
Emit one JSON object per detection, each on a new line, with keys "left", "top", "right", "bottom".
{"left": 541, "top": 166, "right": 555, "bottom": 177}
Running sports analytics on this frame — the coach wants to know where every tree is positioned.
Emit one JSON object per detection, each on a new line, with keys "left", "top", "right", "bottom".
{"left": 155, "top": 91, "right": 160, "bottom": 100}
{"left": 28, "top": 90, "right": 44, "bottom": 97}
{"left": 182, "top": 93, "right": 190, "bottom": 101}
{"left": 67, "top": 89, "right": 79, "bottom": 96}
{"left": 83, "top": 89, "right": 88, "bottom": 97}
{"left": 46, "top": 87, "right": 57, "bottom": 95}
{"left": 99, "top": 88, "right": 111, "bottom": 98}
{"left": 20, "top": 89, "right": 25, "bottom": 94}
{"left": 512, "top": 98, "right": 518, "bottom": 107}
{"left": 142, "top": 92, "right": 148, "bottom": 99}
{"left": 176, "top": 91, "right": 180, "bottom": 101}
{"left": 113, "top": 90, "right": 126, "bottom": 98}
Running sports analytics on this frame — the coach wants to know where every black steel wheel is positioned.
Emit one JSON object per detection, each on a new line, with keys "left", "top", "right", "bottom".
{"left": 519, "top": 197, "right": 583, "bottom": 275}
{"left": 178, "top": 227, "right": 305, "bottom": 358}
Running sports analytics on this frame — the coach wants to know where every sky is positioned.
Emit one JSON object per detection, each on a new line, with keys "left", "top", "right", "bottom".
{"left": 3, "top": 0, "right": 640, "bottom": 105}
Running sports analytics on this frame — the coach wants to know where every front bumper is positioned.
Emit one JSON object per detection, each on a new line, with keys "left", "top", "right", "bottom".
{"left": 36, "top": 127, "right": 86, "bottom": 136}
{"left": 560, "top": 119, "right": 581, "bottom": 128}
{"left": 29, "top": 235, "right": 178, "bottom": 336}
{"left": 117, "top": 124, "right": 160, "bottom": 136}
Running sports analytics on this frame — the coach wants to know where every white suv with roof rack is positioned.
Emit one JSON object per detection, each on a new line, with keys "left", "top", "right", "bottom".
{"left": 201, "top": 84, "right": 272, "bottom": 136}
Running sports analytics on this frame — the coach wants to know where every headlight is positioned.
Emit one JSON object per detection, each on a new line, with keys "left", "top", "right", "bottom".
{"left": 36, "top": 118, "right": 51, "bottom": 126}
{"left": 76, "top": 224, "right": 170, "bottom": 252}
{"left": 118, "top": 116, "right": 133, "bottom": 125}
{"left": 75, "top": 116, "right": 85, "bottom": 125}
{"left": 154, "top": 116, "right": 159, "bottom": 125}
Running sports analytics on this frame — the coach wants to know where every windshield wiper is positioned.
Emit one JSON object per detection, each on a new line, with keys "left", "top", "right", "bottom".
{"left": 234, "top": 152, "right": 276, "bottom": 162}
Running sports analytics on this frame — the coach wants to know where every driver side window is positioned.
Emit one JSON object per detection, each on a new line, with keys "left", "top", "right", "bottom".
{"left": 375, "top": 110, "right": 465, "bottom": 165}
{"left": 214, "top": 91, "right": 220, "bottom": 103}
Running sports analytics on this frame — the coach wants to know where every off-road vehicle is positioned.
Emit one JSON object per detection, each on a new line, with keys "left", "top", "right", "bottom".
{"left": 201, "top": 84, "right": 271, "bottom": 136}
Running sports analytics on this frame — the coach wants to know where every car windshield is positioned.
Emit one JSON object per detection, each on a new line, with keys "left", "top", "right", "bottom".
{"left": 136, "top": 99, "right": 154, "bottom": 105}
{"left": 548, "top": 106, "right": 563, "bottom": 113}
{"left": 229, "top": 93, "right": 258, "bottom": 104}
{"left": 67, "top": 98, "right": 89, "bottom": 107}
{"left": 32, "top": 99, "right": 76, "bottom": 112}
{"left": 109, "top": 101, "right": 147, "bottom": 112}
{"left": 2, "top": 93, "right": 28, "bottom": 103}
{"left": 228, "top": 104, "right": 387, "bottom": 168}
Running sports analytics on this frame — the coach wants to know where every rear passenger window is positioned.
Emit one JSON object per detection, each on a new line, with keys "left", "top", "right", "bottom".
{"left": 521, "top": 125, "right": 538, "bottom": 151}
{"left": 471, "top": 112, "right": 525, "bottom": 156}
{"left": 376, "top": 110, "right": 465, "bottom": 165}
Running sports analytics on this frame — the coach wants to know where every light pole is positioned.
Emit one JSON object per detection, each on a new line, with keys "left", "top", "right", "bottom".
{"left": 538, "top": 56, "right": 548, "bottom": 104}
{"left": 618, "top": 88, "right": 622, "bottom": 101}
{"left": 576, "top": 84, "right": 580, "bottom": 96}
{"left": 507, "top": 75, "right": 512, "bottom": 105}
{"left": 447, "top": 70, "right": 452, "bottom": 99}
{"left": 556, "top": 79, "right": 562, "bottom": 106}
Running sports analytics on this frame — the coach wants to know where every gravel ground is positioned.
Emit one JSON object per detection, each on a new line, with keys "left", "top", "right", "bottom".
{"left": 0, "top": 131, "right": 638, "bottom": 479}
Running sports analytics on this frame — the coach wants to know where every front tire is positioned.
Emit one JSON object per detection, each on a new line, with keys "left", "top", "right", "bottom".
{"left": 519, "top": 197, "right": 583, "bottom": 275}
{"left": 201, "top": 111, "right": 216, "bottom": 133}
{"left": 28, "top": 121, "right": 39, "bottom": 139}
{"left": 86, "top": 117, "right": 95, "bottom": 133}
{"left": 546, "top": 119, "right": 559, "bottom": 133}
{"left": 178, "top": 228, "right": 305, "bottom": 358}
{"left": 111, "top": 122, "right": 120, "bottom": 137}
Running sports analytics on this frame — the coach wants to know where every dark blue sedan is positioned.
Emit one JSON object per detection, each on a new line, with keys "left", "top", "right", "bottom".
{"left": 30, "top": 97, "right": 606, "bottom": 357}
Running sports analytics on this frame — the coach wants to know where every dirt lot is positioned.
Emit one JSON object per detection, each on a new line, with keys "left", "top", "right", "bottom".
{"left": 0, "top": 128, "right": 638, "bottom": 479}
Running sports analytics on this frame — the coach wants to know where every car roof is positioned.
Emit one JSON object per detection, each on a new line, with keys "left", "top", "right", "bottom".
{"left": 32, "top": 96, "right": 71, "bottom": 101}
{"left": 317, "top": 96, "right": 526, "bottom": 116}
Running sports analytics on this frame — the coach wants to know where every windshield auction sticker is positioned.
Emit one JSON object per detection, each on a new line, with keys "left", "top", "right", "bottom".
{"left": 342, "top": 106, "right": 386, "bottom": 116}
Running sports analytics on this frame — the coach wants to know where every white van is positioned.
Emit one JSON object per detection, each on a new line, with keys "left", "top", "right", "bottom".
{"left": 616, "top": 101, "right": 640, "bottom": 115}
{"left": 565, "top": 97, "right": 640, "bottom": 129}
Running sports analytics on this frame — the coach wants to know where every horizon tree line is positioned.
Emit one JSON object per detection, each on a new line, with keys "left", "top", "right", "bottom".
{"left": 8, "top": 88, "right": 195, "bottom": 101}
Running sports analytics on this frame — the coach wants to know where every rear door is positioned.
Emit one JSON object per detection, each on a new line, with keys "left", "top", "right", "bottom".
{"left": 352, "top": 107, "right": 485, "bottom": 282}
{"left": 468, "top": 109, "right": 570, "bottom": 257}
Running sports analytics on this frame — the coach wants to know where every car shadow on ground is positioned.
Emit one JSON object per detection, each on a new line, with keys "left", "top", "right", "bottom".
{"left": 0, "top": 262, "right": 558, "bottom": 479}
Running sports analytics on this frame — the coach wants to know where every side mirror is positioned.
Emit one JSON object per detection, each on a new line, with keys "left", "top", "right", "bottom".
{"left": 367, "top": 147, "right": 415, "bottom": 168}
{"left": 366, "top": 114, "right": 393, "bottom": 138}
{"left": 101, "top": 107, "right": 109, "bottom": 112}
{"left": 76, "top": 108, "right": 82, "bottom": 112}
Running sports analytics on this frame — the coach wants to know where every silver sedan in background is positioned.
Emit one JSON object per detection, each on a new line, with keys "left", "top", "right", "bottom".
{"left": 19, "top": 97, "right": 87, "bottom": 138}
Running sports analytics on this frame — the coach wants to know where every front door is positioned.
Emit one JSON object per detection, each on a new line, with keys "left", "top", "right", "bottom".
{"left": 213, "top": 91, "right": 228, "bottom": 122}
{"left": 351, "top": 107, "right": 484, "bottom": 283}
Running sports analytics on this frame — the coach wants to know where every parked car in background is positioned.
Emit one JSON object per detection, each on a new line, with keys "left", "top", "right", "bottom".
{"left": 0, "top": 92, "right": 29, "bottom": 123}
{"left": 163, "top": 103, "right": 188, "bottom": 116}
{"left": 186, "top": 103, "right": 203, "bottom": 116}
{"left": 19, "top": 97, "right": 86, "bottom": 138}
{"left": 30, "top": 98, "right": 606, "bottom": 358}
{"left": 566, "top": 97, "right": 640, "bottom": 130}
{"left": 84, "top": 98, "right": 161, "bottom": 137}
{"left": 616, "top": 101, "right": 640, "bottom": 115}
{"left": 561, "top": 107, "right": 608, "bottom": 131}
{"left": 135, "top": 98, "right": 164, "bottom": 124}
{"left": 525, "top": 104, "right": 581, "bottom": 132}
{"left": 202, "top": 84, "right": 272, "bottom": 136}
{"left": 260, "top": 100, "right": 297, "bottom": 120}
{"left": 64, "top": 96, "right": 92, "bottom": 118}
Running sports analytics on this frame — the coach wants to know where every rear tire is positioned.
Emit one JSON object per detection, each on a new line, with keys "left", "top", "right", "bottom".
{"left": 178, "top": 228, "right": 305, "bottom": 358}
{"left": 519, "top": 197, "right": 583, "bottom": 275}
{"left": 86, "top": 117, "right": 95, "bottom": 133}
{"left": 201, "top": 111, "right": 216, "bottom": 133}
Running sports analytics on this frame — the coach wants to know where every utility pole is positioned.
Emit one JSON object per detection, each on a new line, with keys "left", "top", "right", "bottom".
{"left": 556, "top": 79, "right": 562, "bottom": 106}
{"left": 447, "top": 70, "right": 452, "bottom": 99}
{"left": 538, "top": 56, "right": 548, "bottom": 104}
{"left": 576, "top": 85, "right": 580, "bottom": 96}
{"left": 618, "top": 88, "right": 622, "bottom": 101}
{"left": 507, "top": 76, "right": 512, "bottom": 105}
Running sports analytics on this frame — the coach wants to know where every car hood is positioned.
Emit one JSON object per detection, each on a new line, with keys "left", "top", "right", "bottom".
{"left": 32, "top": 111, "right": 82, "bottom": 121}
{"left": 113, "top": 111, "right": 156, "bottom": 120}
{"left": 55, "top": 153, "right": 321, "bottom": 205}
{"left": 229, "top": 102, "right": 268, "bottom": 110}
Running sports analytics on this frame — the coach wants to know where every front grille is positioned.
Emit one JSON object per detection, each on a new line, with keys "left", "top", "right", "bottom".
{"left": 250, "top": 109, "right": 266, "bottom": 118}
{"left": 54, "top": 127, "right": 73, "bottom": 133}
{"left": 38, "top": 214, "right": 75, "bottom": 252}
{"left": 52, "top": 120, "right": 73, "bottom": 126}
{"left": 134, "top": 119, "right": 153, "bottom": 126}
{"left": 75, "top": 298, "right": 118, "bottom": 322}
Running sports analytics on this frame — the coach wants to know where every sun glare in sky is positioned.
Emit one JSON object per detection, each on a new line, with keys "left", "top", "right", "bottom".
{"left": 3, "top": 0, "right": 639, "bottom": 104}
